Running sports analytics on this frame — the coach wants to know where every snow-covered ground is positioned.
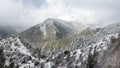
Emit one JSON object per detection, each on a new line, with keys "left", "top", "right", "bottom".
{"left": 0, "top": 22, "right": 120, "bottom": 68}
{"left": 0, "top": 32, "right": 119, "bottom": 68}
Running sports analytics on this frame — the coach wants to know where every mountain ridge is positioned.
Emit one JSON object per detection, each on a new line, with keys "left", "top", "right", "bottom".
{"left": 20, "top": 18, "right": 87, "bottom": 50}
{"left": 1, "top": 19, "right": 120, "bottom": 68}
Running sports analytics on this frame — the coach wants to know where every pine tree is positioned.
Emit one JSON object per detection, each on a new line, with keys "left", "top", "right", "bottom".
{"left": 0, "top": 47, "right": 5, "bottom": 68}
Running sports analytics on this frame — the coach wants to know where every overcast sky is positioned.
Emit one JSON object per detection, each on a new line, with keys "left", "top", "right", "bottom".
{"left": 0, "top": 0, "right": 120, "bottom": 28}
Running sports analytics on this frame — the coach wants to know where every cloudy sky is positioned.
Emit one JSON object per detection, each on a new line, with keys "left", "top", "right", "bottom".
{"left": 0, "top": 0, "right": 120, "bottom": 28}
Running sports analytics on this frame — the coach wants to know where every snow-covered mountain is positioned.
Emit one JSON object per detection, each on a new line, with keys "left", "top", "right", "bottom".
{"left": 1, "top": 20, "right": 120, "bottom": 68}
{"left": 21, "top": 18, "right": 76, "bottom": 41}
{"left": 20, "top": 18, "right": 87, "bottom": 51}
{"left": 95, "top": 22, "right": 120, "bottom": 40}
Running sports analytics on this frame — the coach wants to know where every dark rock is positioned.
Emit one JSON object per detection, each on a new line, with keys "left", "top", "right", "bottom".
{"left": 64, "top": 50, "right": 70, "bottom": 55}
{"left": 34, "top": 61, "right": 39, "bottom": 66}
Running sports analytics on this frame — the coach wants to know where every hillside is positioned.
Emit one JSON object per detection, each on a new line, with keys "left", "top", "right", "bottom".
{"left": 0, "top": 22, "right": 120, "bottom": 68}
{"left": 0, "top": 20, "right": 120, "bottom": 68}
{"left": 20, "top": 18, "right": 87, "bottom": 53}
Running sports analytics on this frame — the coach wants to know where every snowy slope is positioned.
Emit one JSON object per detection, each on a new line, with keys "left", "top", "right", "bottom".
{"left": 49, "top": 33, "right": 119, "bottom": 68}
{"left": 37, "top": 18, "right": 76, "bottom": 39}
{"left": 20, "top": 18, "right": 82, "bottom": 49}
{"left": 20, "top": 18, "right": 87, "bottom": 50}
{"left": 21, "top": 18, "right": 77, "bottom": 41}
{"left": 1, "top": 22, "right": 120, "bottom": 68}
{"left": 0, "top": 37, "right": 33, "bottom": 67}
{"left": 0, "top": 33, "right": 119, "bottom": 68}
{"left": 95, "top": 22, "right": 120, "bottom": 40}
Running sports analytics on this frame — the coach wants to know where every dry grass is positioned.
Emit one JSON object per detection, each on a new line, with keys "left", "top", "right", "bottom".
{"left": 41, "top": 35, "right": 73, "bottom": 52}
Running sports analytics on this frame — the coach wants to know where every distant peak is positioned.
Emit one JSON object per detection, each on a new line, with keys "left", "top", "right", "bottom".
{"left": 45, "top": 18, "right": 57, "bottom": 21}
{"left": 46, "top": 18, "right": 55, "bottom": 20}
{"left": 45, "top": 18, "right": 65, "bottom": 22}
{"left": 43, "top": 18, "right": 64, "bottom": 25}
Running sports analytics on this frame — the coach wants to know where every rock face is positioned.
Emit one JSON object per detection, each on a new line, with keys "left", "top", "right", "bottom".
{"left": 0, "top": 21, "right": 120, "bottom": 68}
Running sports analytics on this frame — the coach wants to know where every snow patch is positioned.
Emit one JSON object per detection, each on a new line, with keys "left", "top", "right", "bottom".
{"left": 39, "top": 23, "right": 47, "bottom": 39}
{"left": 44, "top": 62, "right": 54, "bottom": 68}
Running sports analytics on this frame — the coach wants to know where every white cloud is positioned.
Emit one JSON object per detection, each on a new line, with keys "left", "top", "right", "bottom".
{"left": 30, "top": 0, "right": 96, "bottom": 24}
{"left": 0, "top": 0, "right": 120, "bottom": 29}
{"left": 58, "top": 8, "right": 95, "bottom": 23}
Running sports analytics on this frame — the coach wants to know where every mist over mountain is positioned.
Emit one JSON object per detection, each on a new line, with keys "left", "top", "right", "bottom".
{"left": 0, "top": 0, "right": 120, "bottom": 68}
{"left": 0, "top": 25, "right": 17, "bottom": 38}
